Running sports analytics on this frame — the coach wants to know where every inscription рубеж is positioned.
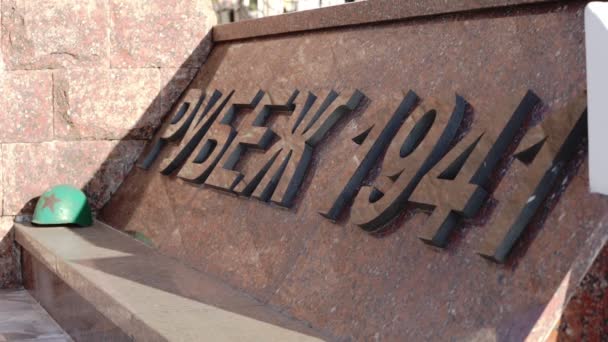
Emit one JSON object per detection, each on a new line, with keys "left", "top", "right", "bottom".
{"left": 139, "top": 87, "right": 587, "bottom": 263}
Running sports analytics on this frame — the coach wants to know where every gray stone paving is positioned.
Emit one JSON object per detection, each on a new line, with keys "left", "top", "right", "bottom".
{"left": 0, "top": 289, "right": 70, "bottom": 342}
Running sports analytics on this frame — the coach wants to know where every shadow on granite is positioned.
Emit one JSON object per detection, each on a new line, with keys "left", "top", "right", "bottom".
{"left": 14, "top": 30, "right": 219, "bottom": 218}
{"left": 0, "top": 228, "right": 20, "bottom": 289}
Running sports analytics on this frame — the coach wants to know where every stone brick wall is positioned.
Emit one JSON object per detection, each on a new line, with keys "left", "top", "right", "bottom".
{"left": 0, "top": 0, "right": 216, "bottom": 288}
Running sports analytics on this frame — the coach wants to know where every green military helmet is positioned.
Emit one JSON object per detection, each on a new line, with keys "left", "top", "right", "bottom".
{"left": 32, "top": 185, "right": 93, "bottom": 227}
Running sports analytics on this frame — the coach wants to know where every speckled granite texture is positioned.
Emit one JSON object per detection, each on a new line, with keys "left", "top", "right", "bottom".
{"left": 101, "top": 2, "right": 608, "bottom": 341}
{"left": 556, "top": 242, "right": 608, "bottom": 341}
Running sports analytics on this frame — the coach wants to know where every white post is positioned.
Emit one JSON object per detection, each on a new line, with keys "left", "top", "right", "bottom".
{"left": 586, "top": 2, "right": 608, "bottom": 195}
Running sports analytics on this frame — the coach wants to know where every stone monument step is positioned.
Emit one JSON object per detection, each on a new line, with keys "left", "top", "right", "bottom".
{"left": 14, "top": 221, "right": 325, "bottom": 342}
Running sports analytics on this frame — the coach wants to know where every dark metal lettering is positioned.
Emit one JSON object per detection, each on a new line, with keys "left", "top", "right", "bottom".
{"left": 233, "top": 89, "right": 365, "bottom": 207}
{"left": 139, "top": 88, "right": 209, "bottom": 169}
{"left": 146, "top": 85, "right": 586, "bottom": 262}
{"left": 158, "top": 89, "right": 236, "bottom": 175}
{"left": 476, "top": 95, "right": 587, "bottom": 262}
{"left": 351, "top": 94, "right": 468, "bottom": 232}
{"left": 202, "top": 90, "right": 298, "bottom": 191}
{"left": 176, "top": 90, "right": 269, "bottom": 183}
{"left": 411, "top": 90, "right": 541, "bottom": 248}
{"left": 318, "top": 91, "right": 419, "bottom": 220}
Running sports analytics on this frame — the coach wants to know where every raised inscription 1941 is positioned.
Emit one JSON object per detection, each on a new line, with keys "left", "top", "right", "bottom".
{"left": 140, "top": 87, "right": 587, "bottom": 263}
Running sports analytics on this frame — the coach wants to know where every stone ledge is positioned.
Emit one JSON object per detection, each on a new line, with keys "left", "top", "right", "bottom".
{"left": 14, "top": 221, "right": 325, "bottom": 341}
{"left": 212, "top": 0, "right": 557, "bottom": 42}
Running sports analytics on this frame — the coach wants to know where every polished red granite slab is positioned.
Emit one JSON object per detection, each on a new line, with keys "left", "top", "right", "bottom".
{"left": 102, "top": 2, "right": 608, "bottom": 340}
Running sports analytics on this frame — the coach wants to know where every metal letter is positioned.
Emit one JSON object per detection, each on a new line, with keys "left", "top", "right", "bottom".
{"left": 476, "top": 94, "right": 587, "bottom": 262}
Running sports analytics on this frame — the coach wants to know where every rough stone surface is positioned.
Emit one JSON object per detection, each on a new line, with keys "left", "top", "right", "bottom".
{"left": 2, "top": 140, "right": 144, "bottom": 215}
{"left": 54, "top": 68, "right": 161, "bottom": 140}
{"left": 1, "top": 0, "right": 109, "bottom": 70}
{"left": 0, "top": 71, "right": 53, "bottom": 143}
{"left": 102, "top": 3, "right": 608, "bottom": 340}
{"left": 556, "top": 242, "right": 608, "bottom": 341}
{"left": 109, "top": 0, "right": 216, "bottom": 68}
{"left": 161, "top": 68, "right": 200, "bottom": 117}
{"left": 0, "top": 217, "right": 19, "bottom": 288}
